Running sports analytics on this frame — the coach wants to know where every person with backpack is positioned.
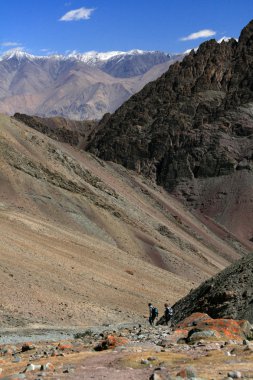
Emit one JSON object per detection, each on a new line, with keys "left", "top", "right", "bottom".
{"left": 148, "top": 303, "right": 158, "bottom": 326}
{"left": 164, "top": 303, "right": 173, "bottom": 325}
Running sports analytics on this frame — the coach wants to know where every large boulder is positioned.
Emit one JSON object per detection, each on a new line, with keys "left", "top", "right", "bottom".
{"left": 175, "top": 312, "right": 253, "bottom": 343}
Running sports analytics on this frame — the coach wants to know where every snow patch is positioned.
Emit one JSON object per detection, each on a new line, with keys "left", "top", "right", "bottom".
{"left": 0, "top": 49, "right": 162, "bottom": 64}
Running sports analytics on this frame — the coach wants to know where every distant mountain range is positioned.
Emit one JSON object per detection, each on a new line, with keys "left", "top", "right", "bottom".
{"left": 0, "top": 49, "right": 183, "bottom": 120}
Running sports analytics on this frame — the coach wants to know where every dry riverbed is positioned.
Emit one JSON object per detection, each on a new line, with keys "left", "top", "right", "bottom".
{"left": 0, "top": 320, "right": 253, "bottom": 380}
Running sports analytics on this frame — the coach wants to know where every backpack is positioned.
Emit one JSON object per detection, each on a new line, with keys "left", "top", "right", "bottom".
{"left": 152, "top": 307, "right": 158, "bottom": 318}
{"left": 165, "top": 307, "right": 173, "bottom": 317}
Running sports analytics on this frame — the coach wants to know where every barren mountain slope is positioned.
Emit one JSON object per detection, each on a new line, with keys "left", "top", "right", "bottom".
{"left": 88, "top": 20, "right": 253, "bottom": 245}
{"left": 0, "top": 114, "right": 246, "bottom": 328}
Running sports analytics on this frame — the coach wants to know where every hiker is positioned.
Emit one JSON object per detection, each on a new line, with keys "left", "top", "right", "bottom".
{"left": 164, "top": 303, "right": 173, "bottom": 325}
{"left": 148, "top": 303, "right": 158, "bottom": 326}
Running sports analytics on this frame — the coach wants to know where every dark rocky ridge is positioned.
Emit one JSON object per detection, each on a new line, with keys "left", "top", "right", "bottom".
{"left": 14, "top": 113, "right": 97, "bottom": 149}
{"left": 88, "top": 20, "right": 253, "bottom": 244}
{"left": 172, "top": 251, "right": 253, "bottom": 324}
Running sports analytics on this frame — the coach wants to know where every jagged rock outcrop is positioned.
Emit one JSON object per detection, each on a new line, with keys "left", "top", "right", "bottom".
{"left": 88, "top": 20, "right": 253, "bottom": 244}
{"left": 13, "top": 113, "right": 97, "bottom": 148}
{"left": 172, "top": 252, "right": 253, "bottom": 324}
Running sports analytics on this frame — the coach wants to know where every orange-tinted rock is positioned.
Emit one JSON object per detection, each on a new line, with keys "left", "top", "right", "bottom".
{"left": 173, "top": 329, "right": 189, "bottom": 343}
{"left": 106, "top": 335, "right": 129, "bottom": 348}
{"left": 94, "top": 335, "right": 129, "bottom": 351}
{"left": 58, "top": 343, "right": 73, "bottom": 350}
{"left": 177, "top": 313, "right": 251, "bottom": 342}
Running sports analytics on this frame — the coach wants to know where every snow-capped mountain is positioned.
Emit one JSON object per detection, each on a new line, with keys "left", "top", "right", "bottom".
{"left": 0, "top": 49, "right": 173, "bottom": 77}
{"left": 0, "top": 49, "right": 183, "bottom": 119}
{"left": 67, "top": 49, "right": 149, "bottom": 64}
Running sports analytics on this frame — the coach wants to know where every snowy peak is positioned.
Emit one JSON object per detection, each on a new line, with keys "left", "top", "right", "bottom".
{"left": 0, "top": 50, "right": 64, "bottom": 62}
{"left": 0, "top": 49, "right": 174, "bottom": 77}
{"left": 1, "top": 50, "right": 35, "bottom": 61}
{"left": 0, "top": 49, "right": 169, "bottom": 64}
{"left": 67, "top": 49, "right": 159, "bottom": 64}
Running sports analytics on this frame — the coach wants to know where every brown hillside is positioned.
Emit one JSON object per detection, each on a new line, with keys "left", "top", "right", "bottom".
{"left": 0, "top": 114, "right": 246, "bottom": 328}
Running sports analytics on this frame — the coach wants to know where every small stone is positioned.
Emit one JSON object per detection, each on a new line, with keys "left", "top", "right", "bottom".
{"left": 23, "top": 364, "right": 41, "bottom": 372}
{"left": 63, "top": 366, "right": 75, "bottom": 374}
{"left": 21, "top": 343, "right": 34, "bottom": 352}
{"left": 58, "top": 343, "right": 72, "bottom": 350}
{"left": 149, "top": 370, "right": 172, "bottom": 380}
{"left": 12, "top": 356, "right": 22, "bottom": 363}
{"left": 148, "top": 356, "right": 158, "bottom": 361}
{"left": 41, "top": 362, "right": 54, "bottom": 371}
{"left": 227, "top": 371, "right": 242, "bottom": 379}
{"left": 141, "top": 359, "right": 149, "bottom": 364}
{"left": 177, "top": 366, "right": 197, "bottom": 378}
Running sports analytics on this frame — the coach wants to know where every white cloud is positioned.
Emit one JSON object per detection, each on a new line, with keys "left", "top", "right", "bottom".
{"left": 180, "top": 29, "right": 216, "bottom": 41}
{"left": 0, "top": 41, "right": 21, "bottom": 47}
{"left": 59, "top": 7, "right": 95, "bottom": 21}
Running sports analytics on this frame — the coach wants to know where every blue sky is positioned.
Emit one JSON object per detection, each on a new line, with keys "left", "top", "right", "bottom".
{"left": 1, "top": 0, "right": 253, "bottom": 55}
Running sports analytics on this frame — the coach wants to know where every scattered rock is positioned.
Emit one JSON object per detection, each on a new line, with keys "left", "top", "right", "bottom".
{"left": 147, "top": 356, "right": 158, "bottom": 361}
{"left": 21, "top": 343, "right": 34, "bottom": 352}
{"left": 23, "top": 364, "right": 41, "bottom": 372}
{"left": 58, "top": 343, "right": 73, "bottom": 350}
{"left": 150, "top": 369, "right": 172, "bottom": 380}
{"left": 177, "top": 366, "right": 197, "bottom": 378}
{"left": 141, "top": 358, "right": 149, "bottom": 365}
{"left": 227, "top": 371, "right": 242, "bottom": 379}
{"left": 40, "top": 363, "right": 54, "bottom": 371}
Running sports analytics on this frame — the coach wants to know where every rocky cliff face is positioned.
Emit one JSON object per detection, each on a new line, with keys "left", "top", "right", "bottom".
{"left": 172, "top": 252, "right": 253, "bottom": 324}
{"left": 88, "top": 20, "right": 253, "bottom": 244}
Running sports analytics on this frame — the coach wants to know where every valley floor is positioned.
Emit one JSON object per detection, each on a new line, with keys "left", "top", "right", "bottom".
{"left": 0, "top": 323, "right": 253, "bottom": 380}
